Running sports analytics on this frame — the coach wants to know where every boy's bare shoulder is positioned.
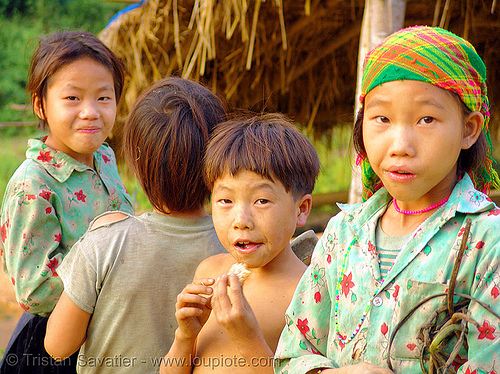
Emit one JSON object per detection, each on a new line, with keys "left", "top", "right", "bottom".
{"left": 194, "top": 253, "right": 235, "bottom": 279}
{"left": 90, "top": 212, "right": 131, "bottom": 229}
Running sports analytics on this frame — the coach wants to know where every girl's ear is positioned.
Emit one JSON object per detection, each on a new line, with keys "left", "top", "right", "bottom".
{"left": 461, "top": 111, "right": 484, "bottom": 150}
{"left": 32, "top": 95, "right": 45, "bottom": 120}
{"left": 296, "top": 194, "right": 313, "bottom": 227}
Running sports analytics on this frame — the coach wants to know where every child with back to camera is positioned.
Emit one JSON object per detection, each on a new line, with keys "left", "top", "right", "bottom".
{"left": 160, "top": 113, "right": 320, "bottom": 374}
{"left": 0, "top": 30, "right": 134, "bottom": 374}
{"left": 274, "top": 26, "right": 500, "bottom": 374}
{"left": 43, "top": 77, "right": 228, "bottom": 373}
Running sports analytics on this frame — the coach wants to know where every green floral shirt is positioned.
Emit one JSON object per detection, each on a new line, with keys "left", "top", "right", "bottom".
{"left": 275, "top": 175, "right": 500, "bottom": 374}
{"left": 0, "top": 138, "right": 134, "bottom": 316}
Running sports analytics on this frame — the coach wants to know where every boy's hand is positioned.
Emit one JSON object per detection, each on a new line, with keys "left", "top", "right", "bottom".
{"left": 174, "top": 278, "right": 214, "bottom": 341}
{"left": 211, "top": 274, "right": 262, "bottom": 346}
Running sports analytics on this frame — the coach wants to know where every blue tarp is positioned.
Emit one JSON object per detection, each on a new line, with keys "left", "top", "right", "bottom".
{"left": 106, "top": 0, "right": 146, "bottom": 26}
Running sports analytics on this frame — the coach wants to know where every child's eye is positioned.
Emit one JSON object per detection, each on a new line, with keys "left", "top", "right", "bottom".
{"left": 375, "top": 116, "right": 390, "bottom": 124}
{"left": 66, "top": 96, "right": 78, "bottom": 101}
{"left": 98, "top": 96, "right": 113, "bottom": 102}
{"left": 418, "top": 116, "right": 435, "bottom": 124}
{"left": 218, "top": 199, "right": 232, "bottom": 205}
{"left": 255, "top": 199, "right": 269, "bottom": 205}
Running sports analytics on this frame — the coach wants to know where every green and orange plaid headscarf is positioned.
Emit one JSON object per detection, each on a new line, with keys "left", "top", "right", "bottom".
{"left": 358, "top": 25, "right": 499, "bottom": 201}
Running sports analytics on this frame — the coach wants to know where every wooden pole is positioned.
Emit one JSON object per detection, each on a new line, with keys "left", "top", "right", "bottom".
{"left": 348, "top": 0, "right": 407, "bottom": 204}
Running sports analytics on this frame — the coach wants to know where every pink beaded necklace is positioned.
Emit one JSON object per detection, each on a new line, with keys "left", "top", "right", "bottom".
{"left": 393, "top": 196, "right": 449, "bottom": 215}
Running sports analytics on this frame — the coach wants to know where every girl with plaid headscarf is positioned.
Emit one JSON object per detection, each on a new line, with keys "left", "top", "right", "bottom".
{"left": 274, "top": 26, "right": 500, "bottom": 374}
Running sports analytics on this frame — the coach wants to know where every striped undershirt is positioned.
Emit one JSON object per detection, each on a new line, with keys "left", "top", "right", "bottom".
{"left": 375, "top": 222, "right": 410, "bottom": 278}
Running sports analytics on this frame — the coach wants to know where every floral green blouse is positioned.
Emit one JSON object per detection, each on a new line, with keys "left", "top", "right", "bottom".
{"left": 0, "top": 138, "right": 134, "bottom": 316}
{"left": 275, "top": 175, "right": 500, "bottom": 374}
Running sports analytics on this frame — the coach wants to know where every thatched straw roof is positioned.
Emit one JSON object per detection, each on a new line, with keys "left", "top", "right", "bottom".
{"left": 100, "top": 0, "right": 500, "bottom": 145}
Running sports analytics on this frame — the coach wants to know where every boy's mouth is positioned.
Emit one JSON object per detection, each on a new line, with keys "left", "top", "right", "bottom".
{"left": 234, "top": 241, "right": 260, "bottom": 253}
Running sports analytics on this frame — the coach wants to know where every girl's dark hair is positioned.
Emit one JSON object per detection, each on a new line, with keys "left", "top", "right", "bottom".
{"left": 353, "top": 94, "right": 489, "bottom": 178}
{"left": 122, "top": 77, "right": 227, "bottom": 214}
{"left": 27, "top": 30, "right": 125, "bottom": 129}
{"left": 204, "top": 113, "right": 320, "bottom": 197}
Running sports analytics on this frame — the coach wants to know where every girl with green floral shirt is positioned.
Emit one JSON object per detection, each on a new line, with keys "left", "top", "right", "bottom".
{"left": 0, "top": 30, "right": 133, "bottom": 374}
{"left": 274, "top": 26, "right": 500, "bottom": 374}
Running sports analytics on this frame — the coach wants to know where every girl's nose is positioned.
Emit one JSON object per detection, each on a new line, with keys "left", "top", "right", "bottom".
{"left": 388, "top": 125, "right": 416, "bottom": 158}
{"left": 232, "top": 206, "right": 253, "bottom": 230}
{"left": 79, "top": 101, "right": 100, "bottom": 120}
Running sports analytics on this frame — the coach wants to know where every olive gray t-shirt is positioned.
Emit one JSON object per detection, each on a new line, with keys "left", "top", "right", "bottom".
{"left": 58, "top": 211, "right": 226, "bottom": 373}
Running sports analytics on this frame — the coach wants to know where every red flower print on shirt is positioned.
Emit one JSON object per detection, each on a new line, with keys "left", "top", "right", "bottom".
{"left": 381, "top": 322, "right": 388, "bottom": 335}
{"left": 492, "top": 286, "right": 499, "bottom": 299}
{"left": 39, "top": 191, "right": 51, "bottom": 201}
{"left": 341, "top": 272, "right": 355, "bottom": 297}
{"left": 476, "top": 241, "right": 485, "bottom": 249}
{"left": 19, "top": 302, "right": 29, "bottom": 311}
{"left": 464, "top": 368, "right": 477, "bottom": 374}
{"left": 451, "top": 355, "right": 466, "bottom": 372}
{"left": 297, "top": 318, "right": 310, "bottom": 336}
{"left": 1, "top": 223, "right": 7, "bottom": 243}
{"left": 27, "top": 194, "right": 35, "bottom": 200}
{"left": 314, "top": 291, "right": 321, "bottom": 303}
{"left": 393, "top": 284, "right": 400, "bottom": 300}
{"left": 367, "top": 241, "right": 377, "bottom": 255}
{"left": 338, "top": 333, "right": 346, "bottom": 351}
{"left": 102, "top": 154, "right": 111, "bottom": 163}
{"left": 326, "top": 254, "right": 331, "bottom": 264}
{"left": 477, "top": 321, "right": 495, "bottom": 340}
{"left": 46, "top": 207, "right": 52, "bottom": 214}
{"left": 407, "top": 343, "right": 416, "bottom": 351}
{"left": 75, "top": 190, "right": 86, "bottom": 202}
{"left": 37, "top": 151, "right": 52, "bottom": 163}
{"left": 47, "top": 257, "right": 58, "bottom": 274}
{"left": 488, "top": 209, "right": 500, "bottom": 216}
{"left": 54, "top": 233, "right": 61, "bottom": 242}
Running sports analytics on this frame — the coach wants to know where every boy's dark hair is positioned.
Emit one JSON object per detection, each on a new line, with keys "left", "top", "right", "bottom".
{"left": 27, "top": 30, "right": 125, "bottom": 130}
{"left": 123, "top": 77, "right": 227, "bottom": 214}
{"left": 353, "top": 95, "right": 488, "bottom": 185}
{"left": 204, "top": 113, "right": 320, "bottom": 197}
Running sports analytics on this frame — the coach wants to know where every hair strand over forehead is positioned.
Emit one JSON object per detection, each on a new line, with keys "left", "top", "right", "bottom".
{"left": 204, "top": 113, "right": 320, "bottom": 197}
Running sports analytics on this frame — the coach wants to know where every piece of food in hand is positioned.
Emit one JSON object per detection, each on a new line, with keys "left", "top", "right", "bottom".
{"left": 227, "top": 263, "right": 251, "bottom": 284}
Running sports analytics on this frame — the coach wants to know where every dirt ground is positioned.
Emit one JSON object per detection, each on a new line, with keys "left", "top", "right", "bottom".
{"left": 0, "top": 272, "right": 22, "bottom": 352}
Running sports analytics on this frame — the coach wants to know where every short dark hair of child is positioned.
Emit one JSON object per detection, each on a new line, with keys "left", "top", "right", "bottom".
{"left": 122, "top": 77, "right": 228, "bottom": 214}
{"left": 204, "top": 113, "right": 320, "bottom": 198}
{"left": 27, "top": 30, "right": 125, "bottom": 130}
{"left": 352, "top": 92, "right": 489, "bottom": 179}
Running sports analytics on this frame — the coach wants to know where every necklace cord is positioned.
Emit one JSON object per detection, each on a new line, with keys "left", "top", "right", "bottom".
{"left": 393, "top": 196, "right": 449, "bottom": 215}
